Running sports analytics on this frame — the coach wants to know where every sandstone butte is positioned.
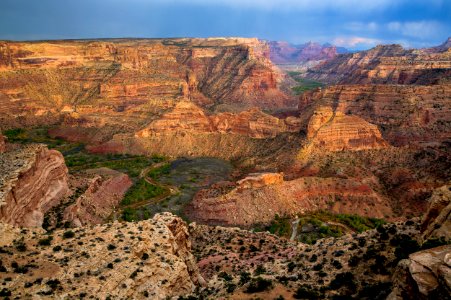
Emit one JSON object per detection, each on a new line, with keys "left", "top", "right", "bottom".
{"left": 299, "top": 84, "right": 451, "bottom": 147}
{"left": 135, "top": 101, "right": 300, "bottom": 139}
{"left": 304, "top": 38, "right": 451, "bottom": 84}
{"left": 305, "top": 106, "right": 388, "bottom": 152}
{"left": 0, "top": 144, "right": 69, "bottom": 227}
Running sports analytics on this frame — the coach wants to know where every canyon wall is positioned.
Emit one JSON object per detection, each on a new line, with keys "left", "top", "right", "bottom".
{"left": 0, "top": 38, "right": 294, "bottom": 131}
{"left": 63, "top": 169, "right": 133, "bottom": 226}
{"left": 305, "top": 106, "right": 388, "bottom": 151}
{"left": 186, "top": 172, "right": 392, "bottom": 226}
{"left": 299, "top": 84, "right": 451, "bottom": 146}
{"left": 304, "top": 40, "right": 451, "bottom": 84}
{"left": 0, "top": 145, "right": 69, "bottom": 227}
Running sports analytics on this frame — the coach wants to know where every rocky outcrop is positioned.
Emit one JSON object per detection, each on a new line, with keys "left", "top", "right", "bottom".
{"left": 63, "top": 168, "right": 133, "bottom": 226}
{"left": 0, "top": 212, "right": 203, "bottom": 299}
{"left": 421, "top": 185, "right": 451, "bottom": 242}
{"left": 388, "top": 245, "right": 451, "bottom": 300}
{"left": 305, "top": 40, "right": 451, "bottom": 84}
{"left": 136, "top": 101, "right": 300, "bottom": 139}
{"left": 0, "top": 144, "right": 69, "bottom": 227}
{"left": 299, "top": 84, "right": 451, "bottom": 146}
{"left": 0, "top": 131, "right": 5, "bottom": 153}
{"left": 186, "top": 174, "right": 391, "bottom": 226}
{"left": 305, "top": 106, "right": 388, "bottom": 151}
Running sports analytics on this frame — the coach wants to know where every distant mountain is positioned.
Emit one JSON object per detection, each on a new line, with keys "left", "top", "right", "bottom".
{"left": 268, "top": 41, "right": 350, "bottom": 65}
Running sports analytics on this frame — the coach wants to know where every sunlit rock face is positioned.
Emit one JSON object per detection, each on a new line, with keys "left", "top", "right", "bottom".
{"left": 304, "top": 41, "right": 451, "bottom": 84}
{"left": 306, "top": 106, "right": 388, "bottom": 152}
{"left": 0, "top": 38, "right": 295, "bottom": 130}
{"left": 299, "top": 84, "right": 451, "bottom": 146}
{"left": 0, "top": 145, "right": 69, "bottom": 227}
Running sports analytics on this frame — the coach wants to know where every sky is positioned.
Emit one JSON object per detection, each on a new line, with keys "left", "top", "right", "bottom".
{"left": 0, "top": 0, "right": 450, "bottom": 50}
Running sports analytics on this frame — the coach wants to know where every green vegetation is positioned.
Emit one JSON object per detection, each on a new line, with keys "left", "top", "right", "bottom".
{"left": 147, "top": 163, "right": 171, "bottom": 180}
{"left": 255, "top": 211, "right": 385, "bottom": 244}
{"left": 287, "top": 71, "right": 325, "bottom": 95}
{"left": 121, "top": 179, "right": 165, "bottom": 205}
{"left": 122, "top": 208, "right": 138, "bottom": 222}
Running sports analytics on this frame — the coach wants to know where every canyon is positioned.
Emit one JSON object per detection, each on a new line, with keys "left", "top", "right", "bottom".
{"left": 0, "top": 36, "right": 449, "bottom": 299}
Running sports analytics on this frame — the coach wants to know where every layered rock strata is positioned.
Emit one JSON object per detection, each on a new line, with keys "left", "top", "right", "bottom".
{"left": 305, "top": 41, "right": 451, "bottom": 84}
{"left": 186, "top": 173, "right": 391, "bottom": 226}
{"left": 63, "top": 168, "right": 133, "bottom": 226}
{"left": 136, "top": 101, "right": 300, "bottom": 139}
{"left": 0, "top": 144, "right": 68, "bottom": 227}
{"left": 299, "top": 84, "right": 451, "bottom": 146}
{"left": 0, "top": 38, "right": 294, "bottom": 131}
{"left": 305, "top": 106, "right": 388, "bottom": 151}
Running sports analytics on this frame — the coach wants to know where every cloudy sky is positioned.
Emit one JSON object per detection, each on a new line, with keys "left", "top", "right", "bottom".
{"left": 1, "top": 0, "right": 450, "bottom": 50}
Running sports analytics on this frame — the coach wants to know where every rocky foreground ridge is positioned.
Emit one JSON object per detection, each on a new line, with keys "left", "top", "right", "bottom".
{"left": 0, "top": 213, "right": 203, "bottom": 299}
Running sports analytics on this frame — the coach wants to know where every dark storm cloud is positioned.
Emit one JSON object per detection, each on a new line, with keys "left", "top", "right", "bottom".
{"left": 0, "top": 0, "right": 449, "bottom": 49}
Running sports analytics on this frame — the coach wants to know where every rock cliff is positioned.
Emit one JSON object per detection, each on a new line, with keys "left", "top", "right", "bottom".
{"left": 0, "top": 144, "right": 69, "bottom": 227}
{"left": 420, "top": 185, "right": 451, "bottom": 242}
{"left": 304, "top": 40, "right": 451, "bottom": 84}
{"left": 186, "top": 173, "right": 391, "bottom": 226}
{"left": 0, "top": 38, "right": 294, "bottom": 131}
{"left": 63, "top": 168, "right": 133, "bottom": 226}
{"left": 299, "top": 84, "right": 451, "bottom": 146}
{"left": 305, "top": 106, "right": 388, "bottom": 151}
{"left": 388, "top": 245, "right": 451, "bottom": 300}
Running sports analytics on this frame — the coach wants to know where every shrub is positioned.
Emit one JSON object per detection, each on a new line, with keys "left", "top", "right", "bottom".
{"left": 38, "top": 237, "right": 53, "bottom": 246}
{"left": 63, "top": 230, "right": 75, "bottom": 239}
{"left": 293, "top": 286, "right": 321, "bottom": 299}
{"left": 239, "top": 272, "right": 251, "bottom": 285}
{"left": 245, "top": 277, "right": 273, "bottom": 293}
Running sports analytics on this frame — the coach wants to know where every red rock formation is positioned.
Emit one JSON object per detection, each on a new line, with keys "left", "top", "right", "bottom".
{"left": 136, "top": 101, "right": 300, "bottom": 139}
{"left": 0, "top": 145, "right": 69, "bottom": 227}
{"left": 186, "top": 173, "right": 392, "bottom": 226}
{"left": 63, "top": 168, "right": 133, "bottom": 226}
{"left": 300, "top": 84, "right": 451, "bottom": 146}
{"left": 420, "top": 185, "right": 451, "bottom": 242}
{"left": 305, "top": 40, "right": 451, "bottom": 84}
{"left": 305, "top": 106, "right": 388, "bottom": 151}
{"left": 0, "top": 38, "right": 295, "bottom": 131}
{"left": 388, "top": 245, "right": 451, "bottom": 300}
